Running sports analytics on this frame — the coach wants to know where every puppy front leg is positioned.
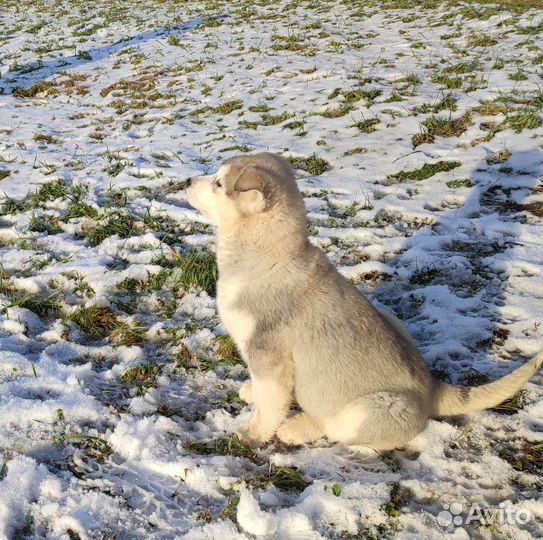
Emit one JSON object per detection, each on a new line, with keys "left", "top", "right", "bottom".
{"left": 238, "top": 380, "right": 253, "bottom": 403}
{"left": 237, "top": 361, "right": 292, "bottom": 445}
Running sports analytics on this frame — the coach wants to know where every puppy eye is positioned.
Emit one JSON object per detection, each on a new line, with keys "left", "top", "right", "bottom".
{"left": 214, "top": 179, "right": 222, "bottom": 188}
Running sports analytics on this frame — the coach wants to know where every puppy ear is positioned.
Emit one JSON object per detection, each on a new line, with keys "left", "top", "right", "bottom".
{"left": 237, "top": 189, "right": 265, "bottom": 214}
{"left": 234, "top": 165, "right": 266, "bottom": 214}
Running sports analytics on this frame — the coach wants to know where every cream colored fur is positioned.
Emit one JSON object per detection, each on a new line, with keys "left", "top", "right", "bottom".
{"left": 186, "top": 153, "right": 543, "bottom": 451}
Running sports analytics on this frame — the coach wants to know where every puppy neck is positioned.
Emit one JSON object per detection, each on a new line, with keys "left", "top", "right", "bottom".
{"left": 216, "top": 209, "right": 308, "bottom": 277}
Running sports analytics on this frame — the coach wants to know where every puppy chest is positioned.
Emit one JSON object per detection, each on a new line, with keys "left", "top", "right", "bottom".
{"left": 217, "top": 281, "right": 255, "bottom": 352}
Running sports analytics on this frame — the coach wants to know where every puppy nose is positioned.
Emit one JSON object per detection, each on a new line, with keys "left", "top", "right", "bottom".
{"left": 186, "top": 177, "right": 192, "bottom": 187}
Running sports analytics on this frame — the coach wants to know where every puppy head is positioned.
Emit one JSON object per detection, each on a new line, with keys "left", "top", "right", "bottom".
{"left": 186, "top": 153, "right": 304, "bottom": 232}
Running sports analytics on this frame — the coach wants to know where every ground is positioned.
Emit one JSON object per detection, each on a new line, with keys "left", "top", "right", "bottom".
{"left": 0, "top": 0, "right": 543, "bottom": 539}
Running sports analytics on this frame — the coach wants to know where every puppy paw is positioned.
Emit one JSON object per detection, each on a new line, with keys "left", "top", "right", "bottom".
{"left": 236, "top": 417, "right": 273, "bottom": 447}
{"left": 238, "top": 380, "right": 253, "bottom": 404}
{"left": 276, "top": 414, "right": 323, "bottom": 445}
{"left": 276, "top": 422, "right": 305, "bottom": 445}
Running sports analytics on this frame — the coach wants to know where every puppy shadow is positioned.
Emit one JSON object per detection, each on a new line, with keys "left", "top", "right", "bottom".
{"left": 367, "top": 148, "right": 543, "bottom": 388}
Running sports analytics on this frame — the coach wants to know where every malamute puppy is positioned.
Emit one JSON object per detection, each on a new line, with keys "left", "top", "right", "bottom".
{"left": 186, "top": 153, "right": 542, "bottom": 450}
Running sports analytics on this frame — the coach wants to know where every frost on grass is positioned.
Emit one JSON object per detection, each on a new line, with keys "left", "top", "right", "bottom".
{"left": 1, "top": 0, "right": 543, "bottom": 539}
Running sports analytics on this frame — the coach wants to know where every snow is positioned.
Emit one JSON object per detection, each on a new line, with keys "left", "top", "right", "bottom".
{"left": 237, "top": 486, "right": 279, "bottom": 537}
{"left": 0, "top": 457, "right": 51, "bottom": 540}
{"left": 1, "top": 0, "right": 543, "bottom": 539}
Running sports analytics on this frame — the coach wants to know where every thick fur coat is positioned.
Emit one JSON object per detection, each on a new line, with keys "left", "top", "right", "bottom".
{"left": 186, "top": 153, "right": 543, "bottom": 450}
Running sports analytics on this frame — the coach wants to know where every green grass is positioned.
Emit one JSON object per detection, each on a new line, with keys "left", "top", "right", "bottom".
{"left": 59, "top": 271, "right": 95, "bottom": 299}
{"left": 34, "top": 179, "right": 68, "bottom": 204}
{"left": 473, "top": 101, "right": 509, "bottom": 116}
{"left": 104, "top": 160, "right": 128, "bottom": 177}
{"left": 216, "top": 336, "right": 242, "bottom": 364}
{"left": 413, "top": 113, "right": 472, "bottom": 146}
{"left": 0, "top": 179, "right": 70, "bottom": 215}
{"left": 287, "top": 154, "right": 331, "bottom": 175}
{"left": 8, "top": 291, "right": 62, "bottom": 319}
{"left": 68, "top": 305, "right": 145, "bottom": 345}
{"left": 86, "top": 212, "right": 139, "bottom": 246}
{"left": 467, "top": 33, "right": 497, "bottom": 48}
{"left": 509, "top": 70, "right": 527, "bottom": 81}
{"left": 380, "top": 0, "right": 543, "bottom": 12}
{"left": 13, "top": 80, "right": 57, "bottom": 98}
{"left": 443, "top": 61, "right": 478, "bottom": 75}
{"left": 172, "top": 249, "right": 218, "bottom": 296}
{"left": 247, "top": 466, "right": 310, "bottom": 492}
{"left": 175, "top": 339, "right": 243, "bottom": 372}
{"left": 33, "top": 133, "right": 60, "bottom": 144}
{"left": 0, "top": 170, "right": 11, "bottom": 180}
{"left": 184, "top": 435, "right": 259, "bottom": 462}
{"left": 420, "top": 112, "right": 472, "bottom": 138}
{"left": 319, "top": 104, "right": 352, "bottom": 118}
{"left": 413, "top": 94, "right": 457, "bottom": 114}
{"left": 68, "top": 306, "right": 120, "bottom": 339}
{"left": 352, "top": 118, "right": 380, "bottom": 133}
{"left": 505, "top": 109, "right": 542, "bottom": 133}
{"left": 283, "top": 120, "right": 306, "bottom": 134}
{"left": 220, "top": 496, "right": 240, "bottom": 523}
{"left": 498, "top": 440, "right": 543, "bottom": 474}
{"left": 62, "top": 201, "right": 99, "bottom": 221}
{"left": 342, "top": 89, "right": 364, "bottom": 103}
{"left": 57, "top": 434, "right": 112, "bottom": 462}
{"left": 1, "top": 197, "right": 27, "bottom": 215}
{"left": 59, "top": 184, "right": 99, "bottom": 221}
{"left": 115, "top": 324, "right": 146, "bottom": 347}
{"left": 248, "top": 103, "right": 271, "bottom": 113}
{"left": 491, "top": 391, "right": 526, "bottom": 415}
{"left": 397, "top": 73, "right": 421, "bottom": 86}
{"left": 271, "top": 35, "right": 315, "bottom": 56}
{"left": 121, "top": 363, "right": 161, "bottom": 394}
{"left": 410, "top": 267, "right": 439, "bottom": 285}
{"left": 260, "top": 111, "right": 294, "bottom": 126}
{"left": 517, "top": 22, "right": 543, "bottom": 35}
{"left": 447, "top": 178, "right": 474, "bottom": 189}
{"left": 486, "top": 149, "right": 511, "bottom": 165}
{"left": 167, "top": 35, "right": 182, "bottom": 46}
{"left": 28, "top": 213, "right": 62, "bottom": 234}
{"left": 389, "top": 161, "right": 462, "bottom": 182}
{"left": 219, "top": 144, "right": 251, "bottom": 153}
{"left": 382, "top": 484, "right": 411, "bottom": 518}
{"left": 239, "top": 120, "right": 259, "bottom": 130}
{"left": 215, "top": 100, "right": 243, "bottom": 115}
{"left": 431, "top": 73, "right": 463, "bottom": 89}
{"left": 384, "top": 91, "right": 404, "bottom": 103}
{"left": 116, "top": 271, "right": 170, "bottom": 296}
{"left": 360, "top": 88, "right": 383, "bottom": 104}
{"left": 411, "top": 132, "right": 435, "bottom": 147}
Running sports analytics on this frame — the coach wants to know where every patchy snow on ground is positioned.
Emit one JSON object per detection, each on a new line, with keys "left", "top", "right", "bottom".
{"left": 1, "top": 0, "right": 543, "bottom": 538}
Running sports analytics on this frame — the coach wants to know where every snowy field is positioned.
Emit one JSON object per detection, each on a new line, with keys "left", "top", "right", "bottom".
{"left": 1, "top": 0, "right": 543, "bottom": 538}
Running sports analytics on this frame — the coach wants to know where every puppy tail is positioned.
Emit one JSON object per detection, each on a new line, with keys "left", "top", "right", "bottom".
{"left": 432, "top": 350, "right": 543, "bottom": 417}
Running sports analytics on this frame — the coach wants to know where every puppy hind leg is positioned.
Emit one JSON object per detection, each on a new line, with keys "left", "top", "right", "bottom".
{"left": 323, "top": 392, "right": 428, "bottom": 451}
{"left": 276, "top": 413, "right": 324, "bottom": 445}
